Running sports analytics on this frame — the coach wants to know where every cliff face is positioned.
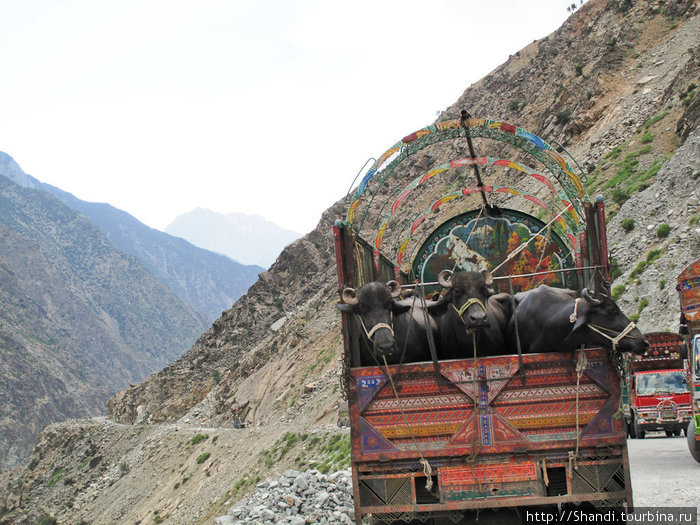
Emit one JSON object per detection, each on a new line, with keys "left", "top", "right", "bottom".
{"left": 1, "top": 1, "right": 698, "bottom": 523}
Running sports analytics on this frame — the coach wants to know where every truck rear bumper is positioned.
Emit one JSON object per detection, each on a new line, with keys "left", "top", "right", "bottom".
{"left": 354, "top": 450, "right": 631, "bottom": 520}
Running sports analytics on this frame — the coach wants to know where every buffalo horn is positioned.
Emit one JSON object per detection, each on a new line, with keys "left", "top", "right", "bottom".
{"left": 582, "top": 288, "right": 602, "bottom": 306}
{"left": 387, "top": 280, "right": 402, "bottom": 298}
{"left": 342, "top": 288, "right": 359, "bottom": 305}
{"left": 481, "top": 269, "right": 494, "bottom": 285}
{"left": 438, "top": 269, "right": 453, "bottom": 288}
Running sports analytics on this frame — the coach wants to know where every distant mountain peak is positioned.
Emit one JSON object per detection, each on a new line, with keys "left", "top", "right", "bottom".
{"left": 165, "top": 208, "right": 301, "bottom": 268}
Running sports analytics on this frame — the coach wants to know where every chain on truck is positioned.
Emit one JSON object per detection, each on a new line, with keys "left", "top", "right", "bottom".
{"left": 334, "top": 114, "right": 638, "bottom": 524}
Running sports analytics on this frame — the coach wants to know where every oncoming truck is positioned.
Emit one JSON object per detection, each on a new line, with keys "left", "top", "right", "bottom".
{"left": 334, "top": 116, "right": 634, "bottom": 523}
{"left": 623, "top": 332, "right": 691, "bottom": 439}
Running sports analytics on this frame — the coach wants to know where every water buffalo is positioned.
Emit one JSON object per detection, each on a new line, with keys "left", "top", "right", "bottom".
{"left": 336, "top": 281, "right": 438, "bottom": 366}
{"left": 508, "top": 285, "right": 648, "bottom": 354}
{"left": 427, "top": 270, "right": 512, "bottom": 358}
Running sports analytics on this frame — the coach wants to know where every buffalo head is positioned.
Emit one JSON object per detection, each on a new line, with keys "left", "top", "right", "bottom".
{"left": 336, "top": 281, "right": 409, "bottom": 360}
{"left": 431, "top": 269, "right": 495, "bottom": 329}
{"left": 571, "top": 289, "right": 649, "bottom": 354}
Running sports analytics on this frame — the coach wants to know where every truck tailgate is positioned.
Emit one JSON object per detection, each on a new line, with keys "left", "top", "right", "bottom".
{"left": 349, "top": 348, "right": 630, "bottom": 517}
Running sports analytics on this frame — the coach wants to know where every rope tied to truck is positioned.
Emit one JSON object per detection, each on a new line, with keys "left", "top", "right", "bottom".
{"left": 508, "top": 276, "right": 526, "bottom": 384}
{"left": 461, "top": 330, "right": 484, "bottom": 490}
{"left": 490, "top": 203, "right": 574, "bottom": 276}
{"left": 381, "top": 355, "right": 434, "bottom": 493}
{"left": 569, "top": 348, "right": 588, "bottom": 474}
{"left": 416, "top": 283, "right": 442, "bottom": 381}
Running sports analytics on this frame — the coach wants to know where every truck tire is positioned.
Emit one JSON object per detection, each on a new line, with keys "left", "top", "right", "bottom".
{"left": 665, "top": 430, "right": 674, "bottom": 437}
{"left": 628, "top": 414, "right": 636, "bottom": 439}
{"left": 673, "top": 428, "right": 681, "bottom": 437}
{"left": 688, "top": 420, "right": 700, "bottom": 463}
{"left": 633, "top": 418, "right": 645, "bottom": 439}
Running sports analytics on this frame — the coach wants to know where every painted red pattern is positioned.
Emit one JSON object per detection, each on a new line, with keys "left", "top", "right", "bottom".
{"left": 372, "top": 379, "right": 459, "bottom": 399}
{"left": 500, "top": 123, "right": 517, "bottom": 134}
{"left": 496, "top": 384, "right": 602, "bottom": 405}
{"left": 440, "top": 463, "right": 537, "bottom": 487}
{"left": 365, "top": 409, "right": 473, "bottom": 427}
{"left": 496, "top": 399, "right": 604, "bottom": 418}
{"left": 364, "top": 394, "right": 473, "bottom": 414}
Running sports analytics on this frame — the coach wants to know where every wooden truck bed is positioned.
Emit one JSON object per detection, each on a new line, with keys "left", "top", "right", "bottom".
{"left": 348, "top": 348, "right": 631, "bottom": 520}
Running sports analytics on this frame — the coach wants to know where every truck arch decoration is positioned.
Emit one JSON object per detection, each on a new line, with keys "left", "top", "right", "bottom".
{"left": 347, "top": 118, "right": 588, "bottom": 232}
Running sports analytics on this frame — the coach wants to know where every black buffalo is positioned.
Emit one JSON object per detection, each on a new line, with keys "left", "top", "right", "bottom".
{"left": 336, "top": 281, "right": 438, "bottom": 366}
{"left": 427, "top": 270, "right": 512, "bottom": 358}
{"left": 508, "top": 285, "right": 648, "bottom": 354}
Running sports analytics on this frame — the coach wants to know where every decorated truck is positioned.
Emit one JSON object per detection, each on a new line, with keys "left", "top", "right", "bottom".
{"left": 678, "top": 258, "right": 700, "bottom": 462}
{"left": 623, "top": 332, "right": 691, "bottom": 439}
{"left": 334, "top": 116, "right": 636, "bottom": 523}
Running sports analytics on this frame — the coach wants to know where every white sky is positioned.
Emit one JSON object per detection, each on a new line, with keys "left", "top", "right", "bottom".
{"left": 0, "top": 0, "right": 577, "bottom": 235}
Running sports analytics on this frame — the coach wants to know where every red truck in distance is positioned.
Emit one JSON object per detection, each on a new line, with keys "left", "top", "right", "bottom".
{"left": 624, "top": 332, "right": 691, "bottom": 439}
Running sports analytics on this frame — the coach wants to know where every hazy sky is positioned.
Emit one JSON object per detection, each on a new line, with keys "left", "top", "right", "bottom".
{"left": 0, "top": 1, "right": 576, "bottom": 235}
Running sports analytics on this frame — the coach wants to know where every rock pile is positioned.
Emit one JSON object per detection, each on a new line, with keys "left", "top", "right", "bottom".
{"left": 215, "top": 469, "right": 355, "bottom": 525}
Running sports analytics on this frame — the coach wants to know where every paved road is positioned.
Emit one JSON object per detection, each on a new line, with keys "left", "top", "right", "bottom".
{"left": 627, "top": 431, "right": 699, "bottom": 507}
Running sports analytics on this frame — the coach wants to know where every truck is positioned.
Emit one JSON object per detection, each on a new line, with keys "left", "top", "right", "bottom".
{"left": 678, "top": 258, "right": 700, "bottom": 462}
{"left": 335, "top": 116, "right": 633, "bottom": 523}
{"left": 623, "top": 332, "right": 691, "bottom": 439}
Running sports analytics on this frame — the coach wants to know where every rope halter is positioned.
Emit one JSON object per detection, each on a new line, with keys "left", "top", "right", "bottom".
{"left": 358, "top": 313, "right": 394, "bottom": 342}
{"left": 452, "top": 298, "right": 487, "bottom": 326}
{"left": 586, "top": 321, "right": 637, "bottom": 352}
{"left": 568, "top": 295, "right": 637, "bottom": 353}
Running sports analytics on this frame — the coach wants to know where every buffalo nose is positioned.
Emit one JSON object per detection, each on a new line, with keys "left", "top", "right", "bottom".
{"left": 469, "top": 311, "right": 487, "bottom": 324}
{"left": 376, "top": 341, "right": 395, "bottom": 356}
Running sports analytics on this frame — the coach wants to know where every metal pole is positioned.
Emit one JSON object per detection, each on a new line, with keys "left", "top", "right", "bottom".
{"left": 460, "top": 110, "right": 489, "bottom": 213}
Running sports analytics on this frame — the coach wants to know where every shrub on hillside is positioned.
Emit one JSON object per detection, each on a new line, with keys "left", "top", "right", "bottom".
{"left": 612, "top": 284, "right": 626, "bottom": 301}
{"left": 656, "top": 223, "right": 671, "bottom": 238}
{"left": 611, "top": 188, "right": 630, "bottom": 205}
{"left": 621, "top": 218, "right": 635, "bottom": 232}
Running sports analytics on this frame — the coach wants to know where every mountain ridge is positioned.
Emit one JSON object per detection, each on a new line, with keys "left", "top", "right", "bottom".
{"left": 0, "top": 152, "right": 263, "bottom": 322}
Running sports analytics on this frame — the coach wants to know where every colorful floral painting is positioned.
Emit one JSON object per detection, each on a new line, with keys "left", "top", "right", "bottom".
{"left": 413, "top": 210, "right": 575, "bottom": 293}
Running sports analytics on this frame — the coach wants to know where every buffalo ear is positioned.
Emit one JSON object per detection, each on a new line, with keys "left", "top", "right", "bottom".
{"left": 391, "top": 300, "right": 412, "bottom": 314}
{"left": 336, "top": 303, "right": 355, "bottom": 313}
{"left": 426, "top": 295, "right": 448, "bottom": 315}
{"left": 481, "top": 269, "right": 494, "bottom": 286}
{"left": 571, "top": 315, "right": 587, "bottom": 333}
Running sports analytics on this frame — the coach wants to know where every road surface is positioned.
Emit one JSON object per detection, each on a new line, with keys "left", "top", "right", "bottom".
{"left": 628, "top": 431, "right": 699, "bottom": 508}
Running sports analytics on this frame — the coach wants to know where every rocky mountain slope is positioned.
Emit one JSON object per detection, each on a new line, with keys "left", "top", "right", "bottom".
{"left": 0, "top": 0, "right": 698, "bottom": 523}
{"left": 166, "top": 208, "right": 301, "bottom": 268}
{"left": 0, "top": 153, "right": 263, "bottom": 322}
{"left": 0, "top": 174, "right": 207, "bottom": 473}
